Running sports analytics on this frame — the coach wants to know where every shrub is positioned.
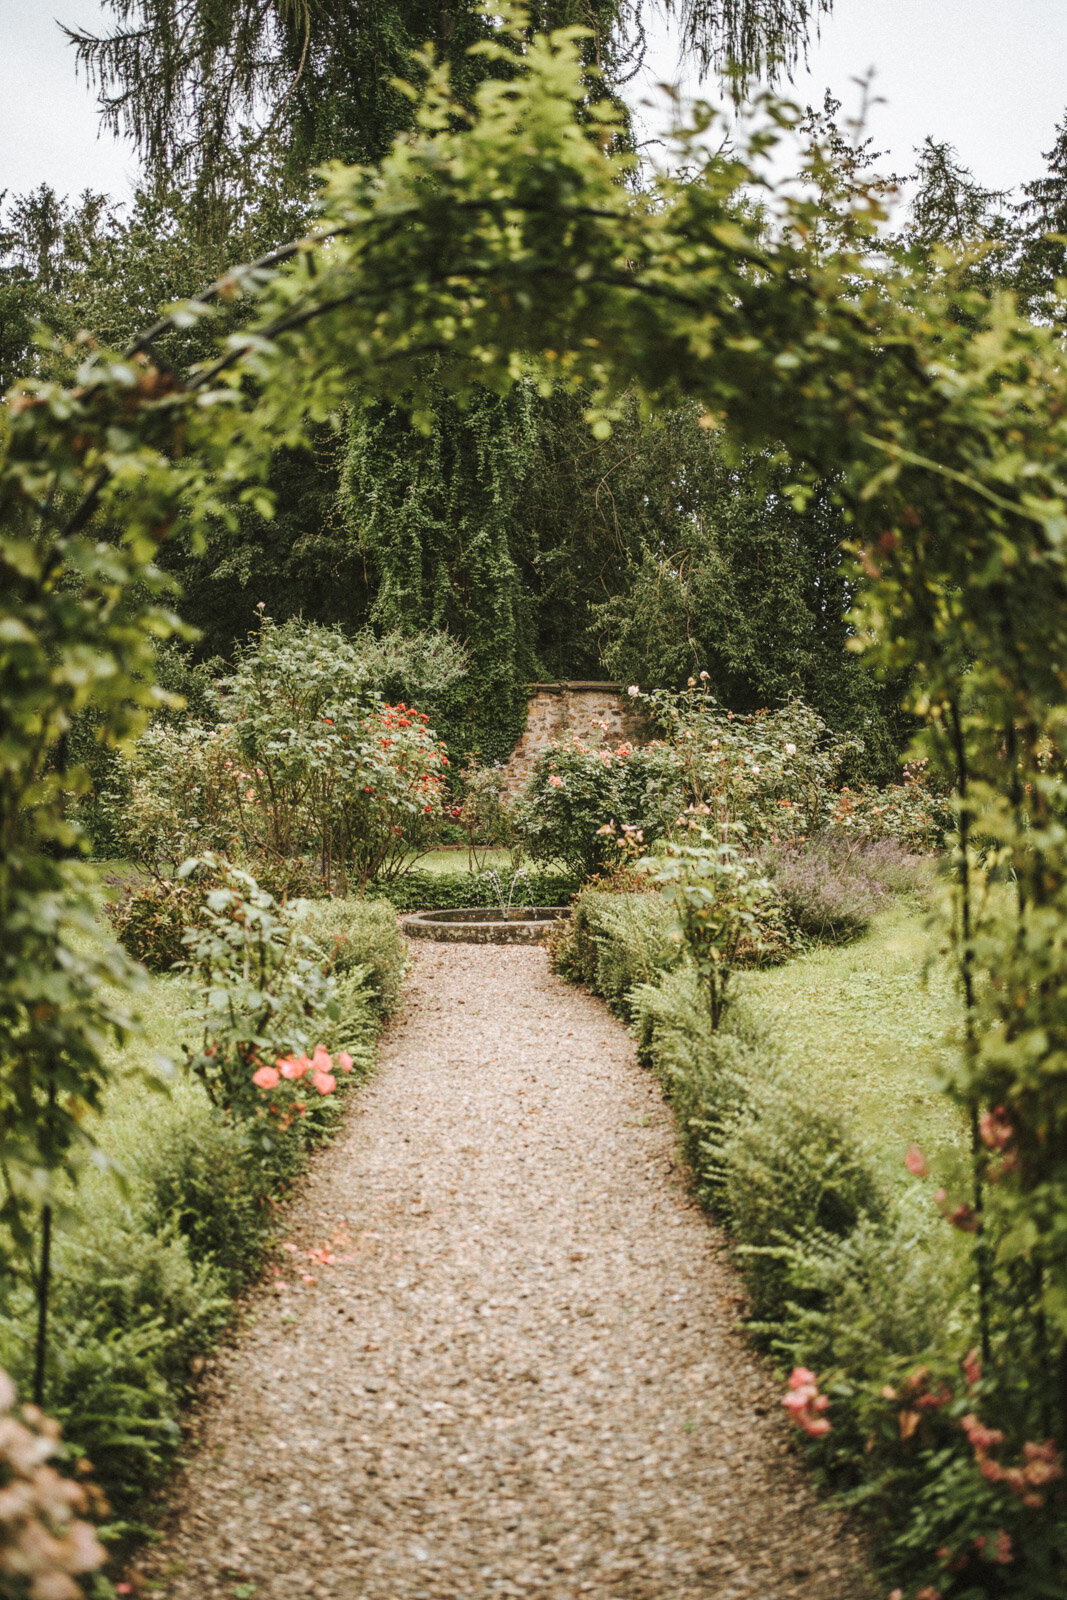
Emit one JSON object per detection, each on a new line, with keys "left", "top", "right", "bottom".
{"left": 765, "top": 1201, "right": 965, "bottom": 1393}
{"left": 519, "top": 736, "right": 685, "bottom": 878}
{"left": 313, "top": 970, "right": 379, "bottom": 1071}
{"left": 337, "top": 699, "right": 449, "bottom": 886}
{"left": 828, "top": 758, "right": 953, "bottom": 853}
{"left": 137, "top": 1104, "right": 275, "bottom": 1289}
{"left": 300, "top": 896, "right": 407, "bottom": 1017}
{"left": 106, "top": 875, "right": 207, "bottom": 970}
{"left": 299, "top": 897, "right": 409, "bottom": 1069}
{"left": 766, "top": 841, "right": 883, "bottom": 943}
{"left": 51, "top": 1215, "right": 229, "bottom": 1389}
{"left": 635, "top": 686, "right": 863, "bottom": 846}
{"left": 549, "top": 887, "right": 683, "bottom": 1014}
{"left": 642, "top": 831, "right": 782, "bottom": 1027}
{"left": 70, "top": 642, "right": 224, "bottom": 860}
{"left": 612, "top": 743, "right": 690, "bottom": 839}
{"left": 541, "top": 684, "right": 951, "bottom": 867}
{"left": 609, "top": 934, "right": 1013, "bottom": 1596}
{"left": 221, "top": 616, "right": 450, "bottom": 892}
{"left": 179, "top": 858, "right": 344, "bottom": 1136}
{"left": 716, "top": 1067, "right": 887, "bottom": 1324}
{"left": 631, "top": 967, "right": 767, "bottom": 1185}
{"left": 107, "top": 719, "right": 240, "bottom": 877}
{"left": 44, "top": 1317, "right": 183, "bottom": 1516}
{"left": 109, "top": 618, "right": 455, "bottom": 895}
{"left": 630, "top": 955, "right": 887, "bottom": 1322}
{"left": 520, "top": 736, "right": 627, "bottom": 878}
{"left": 763, "top": 833, "right": 929, "bottom": 944}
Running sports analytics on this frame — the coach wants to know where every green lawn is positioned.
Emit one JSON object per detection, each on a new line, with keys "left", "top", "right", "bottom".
{"left": 744, "top": 896, "right": 966, "bottom": 1178}
{"left": 65, "top": 869, "right": 205, "bottom": 1209}
{"left": 413, "top": 846, "right": 518, "bottom": 875}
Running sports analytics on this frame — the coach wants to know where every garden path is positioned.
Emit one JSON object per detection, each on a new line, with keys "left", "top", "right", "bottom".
{"left": 144, "top": 943, "right": 872, "bottom": 1600}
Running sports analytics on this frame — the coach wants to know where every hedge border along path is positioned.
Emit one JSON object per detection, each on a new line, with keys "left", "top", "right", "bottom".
{"left": 140, "top": 944, "right": 873, "bottom": 1600}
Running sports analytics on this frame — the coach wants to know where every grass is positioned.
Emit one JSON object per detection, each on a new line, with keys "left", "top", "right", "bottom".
{"left": 413, "top": 846, "right": 518, "bottom": 875}
{"left": 60, "top": 866, "right": 206, "bottom": 1210}
{"left": 86, "top": 978, "right": 204, "bottom": 1193}
{"left": 743, "top": 894, "right": 966, "bottom": 1181}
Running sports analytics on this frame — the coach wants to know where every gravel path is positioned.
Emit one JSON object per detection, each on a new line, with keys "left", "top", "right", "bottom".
{"left": 144, "top": 943, "right": 873, "bottom": 1600}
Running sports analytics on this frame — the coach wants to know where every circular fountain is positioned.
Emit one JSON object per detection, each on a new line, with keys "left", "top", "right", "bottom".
{"left": 400, "top": 868, "right": 571, "bottom": 944}
{"left": 400, "top": 905, "right": 570, "bottom": 945}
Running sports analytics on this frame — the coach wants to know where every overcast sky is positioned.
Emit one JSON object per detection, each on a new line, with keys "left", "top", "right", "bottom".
{"left": 2, "top": 1, "right": 1067, "bottom": 206}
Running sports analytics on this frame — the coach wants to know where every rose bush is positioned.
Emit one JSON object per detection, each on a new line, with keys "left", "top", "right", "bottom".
{"left": 640, "top": 829, "right": 781, "bottom": 1028}
{"left": 637, "top": 684, "right": 866, "bottom": 846}
{"left": 338, "top": 701, "right": 448, "bottom": 887}
{"left": 519, "top": 735, "right": 685, "bottom": 877}
{"left": 109, "top": 618, "right": 450, "bottom": 899}
{"left": 178, "top": 856, "right": 344, "bottom": 1151}
{"left": 520, "top": 688, "right": 943, "bottom": 889}
{"left": 222, "top": 617, "right": 449, "bottom": 891}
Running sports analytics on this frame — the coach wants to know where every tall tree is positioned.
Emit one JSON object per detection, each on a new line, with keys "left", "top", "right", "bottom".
{"left": 666, "top": 0, "right": 832, "bottom": 91}
{"left": 47, "top": 0, "right": 870, "bottom": 764}
{"left": 65, "top": 1, "right": 641, "bottom": 232}
{"left": 0, "top": 186, "right": 119, "bottom": 389}
{"left": 907, "top": 136, "right": 1007, "bottom": 252}
{"left": 1013, "top": 115, "right": 1067, "bottom": 324}
{"left": 67, "top": 1, "right": 834, "bottom": 214}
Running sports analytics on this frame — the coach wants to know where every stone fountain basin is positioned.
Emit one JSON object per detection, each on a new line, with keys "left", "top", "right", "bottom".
{"left": 400, "top": 906, "right": 571, "bottom": 945}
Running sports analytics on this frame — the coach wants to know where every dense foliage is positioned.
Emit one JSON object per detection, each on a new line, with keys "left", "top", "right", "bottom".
{"left": 519, "top": 688, "right": 949, "bottom": 879}
{"left": 0, "top": 7, "right": 900, "bottom": 772}
{"left": 102, "top": 617, "right": 457, "bottom": 897}
{"left": 0, "top": 891, "right": 405, "bottom": 1519}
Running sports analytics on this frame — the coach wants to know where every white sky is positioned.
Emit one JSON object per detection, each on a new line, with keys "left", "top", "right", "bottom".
{"left": 2, "top": 0, "right": 1067, "bottom": 204}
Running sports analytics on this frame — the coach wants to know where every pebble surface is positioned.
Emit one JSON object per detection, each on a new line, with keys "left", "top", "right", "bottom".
{"left": 144, "top": 943, "right": 874, "bottom": 1599}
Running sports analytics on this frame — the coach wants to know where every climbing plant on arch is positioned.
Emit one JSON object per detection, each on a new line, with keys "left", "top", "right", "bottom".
{"left": 3, "top": 18, "right": 1067, "bottom": 1583}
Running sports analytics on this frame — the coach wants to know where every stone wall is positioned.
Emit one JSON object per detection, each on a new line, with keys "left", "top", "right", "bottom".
{"left": 500, "top": 682, "right": 651, "bottom": 795}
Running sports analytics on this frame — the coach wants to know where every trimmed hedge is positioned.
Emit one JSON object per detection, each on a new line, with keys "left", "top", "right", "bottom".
{"left": 369, "top": 867, "right": 579, "bottom": 913}
{"left": 630, "top": 966, "right": 890, "bottom": 1325}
